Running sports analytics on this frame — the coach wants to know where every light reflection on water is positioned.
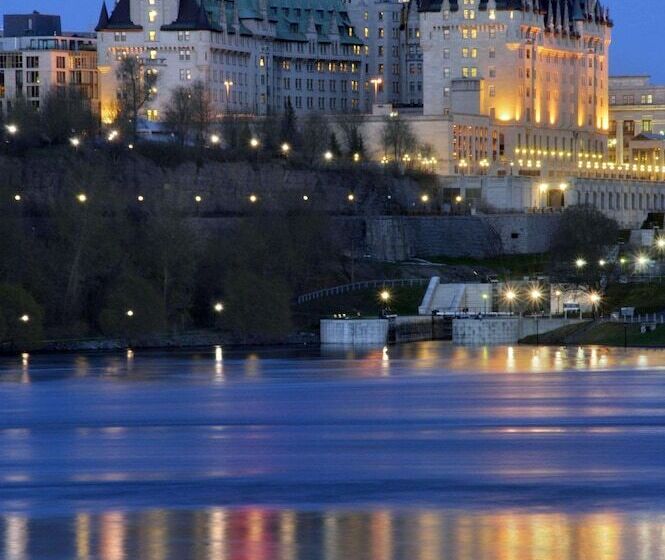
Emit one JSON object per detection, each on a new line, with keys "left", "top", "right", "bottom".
{"left": 1, "top": 343, "right": 665, "bottom": 559}
{"left": 2, "top": 508, "right": 665, "bottom": 560}
{"left": 2, "top": 343, "right": 665, "bottom": 383}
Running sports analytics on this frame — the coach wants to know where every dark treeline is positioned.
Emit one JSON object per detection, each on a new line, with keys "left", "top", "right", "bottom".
{"left": 0, "top": 150, "right": 344, "bottom": 350}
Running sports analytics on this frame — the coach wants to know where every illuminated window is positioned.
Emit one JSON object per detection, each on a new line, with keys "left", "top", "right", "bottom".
{"left": 149, "top": 49, "right": 157, "bottom": 60}
{"left": 148, "top": 10, "right": 157, "bottom": 23}
{"left": 147, "top": 109, "right": 159, "bottom": 121}
{"left": 148, "top": 31, "right": 157, "bottom": 41}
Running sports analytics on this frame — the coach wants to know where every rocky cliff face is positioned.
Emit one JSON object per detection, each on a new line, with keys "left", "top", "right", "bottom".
{"left": 0, "top": 148, "right": 426, "bottom": 215}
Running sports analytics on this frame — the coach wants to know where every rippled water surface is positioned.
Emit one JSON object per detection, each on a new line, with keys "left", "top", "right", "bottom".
{"left": 1, "top": 343, "right": 664, "bottom": 559}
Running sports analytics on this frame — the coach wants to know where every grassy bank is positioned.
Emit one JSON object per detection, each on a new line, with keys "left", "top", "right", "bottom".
{"left": 521, "top": 321, "right": 665, "bottom": 347}
{"left": 295, "top": 285, "right": 427, "bottom": 329}
{"left": 428, "top": 253, "right": 548, "bottom": 277}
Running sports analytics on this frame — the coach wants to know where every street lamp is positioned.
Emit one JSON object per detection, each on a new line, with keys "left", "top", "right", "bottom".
{"left": 421, "top": 194, "right": 430, "bottom": 203}
{"left": 529, "top": 286, "right": 543, "bottom": 313}
{"left": 19, "top": 314, "right": 30, "bottom": 323}
{"left": 370, "top": 77, "right": 383, "bottom": 104}
{"left": 126, "top": 310, "right": 134, "bottom": 317}
{"left": 70, "top": 137, "right": 81, "bottom": 148}
{"left": 249, "top": 194, "right": 258, "bottom": 203}
{"left": 347, "top": 193, "right": 355, "bottom": 202}
{"left": 213, "top": 302, "right": 224, "bottom": 313}
{"left": 324, "top": 151, "right": 333, "bottom": 162}
{"left": 5, "top": 124, "right": 18, "bottom": 135}
{"left": 14, "top": 194, "right": 21, "bottom": 202}
{"left": 223, "top": 80, "right": 234, "bottom": 107}
{"left": 250, "top": 138, "right": 260, "bottom": 149}
{"left": 589, "top": 292, "right": 601, "bottom": 318}
{"left": 77, "top": 193, "right": 87, "bottom": 204}
{"left": 482, "top": 293, "right": 489, "bottom": 314}
{"left": 195, "top": 195, "right": 203, "bottom": 203}
{"left": 459, "top": 159, "right": 468, "bottom": 175}
{"left": 598, "top": 259, "right": 606, "bottom": 267}
{"left": 575, "top": 258, "right": 587, "bottom": 270}
{"left": 636, "top": 254, "right": 650, "bottom": 271}
{"left": 503, "top": 288, "right": 518, "bottom": 314}
{"left": 281, "top": 142, "right": 291, "bottom": 155}
{"left": 210, "top": 134, "right": 221, "bottom": 145}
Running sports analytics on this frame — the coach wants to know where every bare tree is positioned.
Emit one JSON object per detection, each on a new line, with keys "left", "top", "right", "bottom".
{"left": 41, "top": 86, "right": 97, "bottom": 145}
{"left": 115, "top": 57, "right": 158, "bottom": 142}
{"left": 337, "top": 111, "right": 366, "bottom": 159}
{"left": 190, "top": 81, "right": 214, "bottom": 154}
{"left": 381, "top": 115, "right": 416, "bottom": 162}
{"left": 164, "top": 86, "right": 194, "bottom": 148}
{"left": 300, "top": 114, "right": 332, "bottom": 165}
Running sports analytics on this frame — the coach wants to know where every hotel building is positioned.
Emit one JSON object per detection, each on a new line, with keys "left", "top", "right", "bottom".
{"left": 95, "top": 0, "right": 366, "bottom": 123}
{"left": 415, "top": 0, "right": 613, "bottom": 177}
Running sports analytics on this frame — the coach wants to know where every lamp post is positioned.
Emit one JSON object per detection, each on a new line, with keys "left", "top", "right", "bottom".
{"left": 589, "top": 292, "right": 601, "bottom": 319}
{"left": 224, "top": 80, "right": 234, "bottom": 111}
{"left": 482, "top": 293, "right": 489, "bottom": 315}
{"left": 503, "top": 288, "right": 517, "bottom": 315}
{"left": 379, "top": 289, "right": 391, "bottom": 318}
{"left": 370, "top": 77, "right": 383, "bottom": 105}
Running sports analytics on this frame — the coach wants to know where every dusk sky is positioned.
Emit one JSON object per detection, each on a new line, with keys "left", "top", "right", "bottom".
{"left": 0, "top": 0, "right": 662, "bottom": 81}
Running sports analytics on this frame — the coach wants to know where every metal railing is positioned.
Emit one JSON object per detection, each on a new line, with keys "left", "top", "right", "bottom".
{"left": 297, "top": 278, "right": 429, "bottom": 304}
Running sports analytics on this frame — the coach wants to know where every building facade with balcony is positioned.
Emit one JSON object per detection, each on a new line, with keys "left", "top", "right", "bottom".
{"left": 608, "top": 75, "right": 665, "bottom": 168}
{"left": 0, "top": 14, "right": 98, "bottom": 116}
{"left": 95, "top": 0, "right": 366, "bottom": 123}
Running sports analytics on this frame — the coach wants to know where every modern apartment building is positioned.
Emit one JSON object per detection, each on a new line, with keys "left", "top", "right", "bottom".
{"left": 0, "top": 14, "right": 98, "bottom": 115}
{"left": 95, "top": 0, "right": 366, "bottom": 123}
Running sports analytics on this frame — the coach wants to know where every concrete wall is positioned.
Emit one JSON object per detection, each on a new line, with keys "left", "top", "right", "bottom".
{"left": 320, "top": 319, "right": 389, "bottom": 345}
{"left": 452, "top": 317, "right": 585, "bottom": 345}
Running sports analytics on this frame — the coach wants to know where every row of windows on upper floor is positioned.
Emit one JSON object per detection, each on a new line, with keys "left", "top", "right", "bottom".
{"left": 112, "top": 30, "right": 362, "bottom": 57}
{"left": 609, "top": 94, "right": 657, "bottom": 106}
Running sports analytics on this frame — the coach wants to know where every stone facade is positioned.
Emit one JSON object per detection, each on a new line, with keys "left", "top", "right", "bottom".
{"left": 608, "top": 75, "right": 665, "bottom": 167}
{"left": 95, "top": 0, "right": 366, "bottom": 123}
{"left": 415, "top": 0, "right": 612, "bottom": 177}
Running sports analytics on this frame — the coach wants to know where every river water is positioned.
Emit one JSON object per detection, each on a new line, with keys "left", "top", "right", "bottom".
{"left": 1, "top": 342, "right": 664, "bottom": 559}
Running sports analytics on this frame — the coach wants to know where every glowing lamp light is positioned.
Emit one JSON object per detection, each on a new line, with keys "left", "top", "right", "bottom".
{"left": 77, "top": 194, "right": 87, "bottom": 203}
{"left": 575, "top": 258, "right": 587, "bottom": 269}
{"left": 137, "top": 195, "right": 144, "bottom": 202}
{"left": 589, "top": 292, "right": 601, "bottom": 305}
{"left": 14, "top": 194, "right": 21, "bottom": 202}
{"left": 19, "top": 314, "right": 30, "bottom": 323}
{"left": 281, "top": 142, "right": 291, "bottom": 154}
{"left": 353, "top": 153, "right": 361, "bottom": 162}
{"left": 195, "top": 195, "right": 203, "bottom": 203}
{"left": 126, "top": 310, "right": 134, "bottom": 317}
{"left": 529, "top": 288, "right": 543, "bottom": 302}
{"left": 324, "top": 151, "right": 333, "bottom": 161}
{"left": 303, "top": 195, "right": 309, "bottom": 201}
{"left": 637, "top": 254, "right": 650, "bottom": 267}
{"left": 213, "top": 302, "right": 224, "bottom": 313}
{"left": 599, "top": 259, "right": 606, "bottom": 267}
{"left": 250, "top": 138, "right": 260, "bottom": 148}
{"left": 657, "top": 238, "right": 665, "bottom": 250}
{"left": 379, "top": 290, "right": 391, "bottom": 303}
{"left": 421, "top": 194, "right": 430, "bottom": 203}
{"left": 210, "top": 134, "right": 220, "bottom": 145}
{"left": 455, "top": 195, "right": 463, "bottom": 203}
{"left": 347, "top": 193, "right": 355, "bottom": 202}
{"left": 249, "top": 194, "right": 258, "bottom": 203}
{"left": 504, "top": 289, "right": 517, "bottom": 302}
{"left": 5, "top": 124, "right": 18, "bottom": 135}
{"left": 70, "top": 137, "right": 80, "bottom": 147}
